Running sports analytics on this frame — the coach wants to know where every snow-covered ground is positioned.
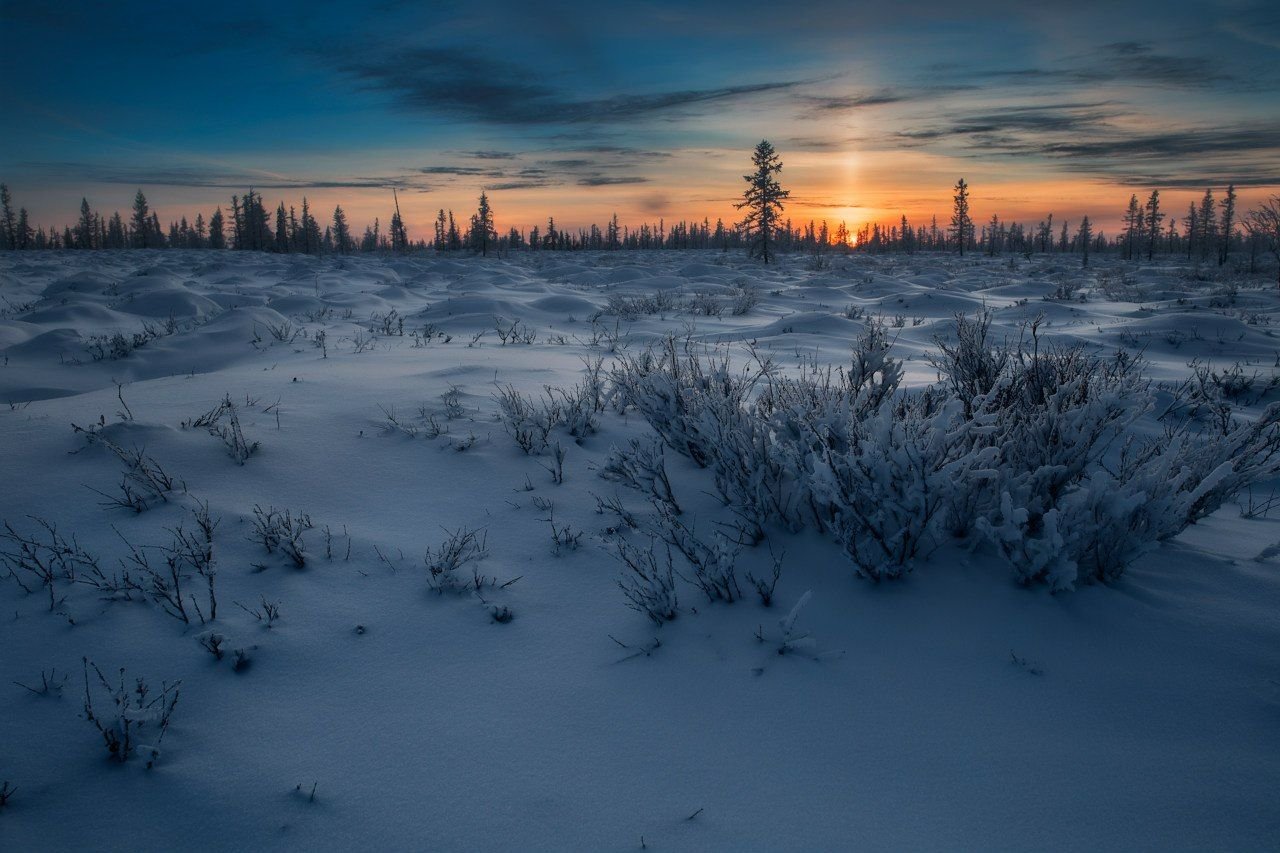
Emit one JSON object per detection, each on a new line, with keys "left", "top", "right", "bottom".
{"left": 1, "top": 249, "right": 1278, "bottom": 851}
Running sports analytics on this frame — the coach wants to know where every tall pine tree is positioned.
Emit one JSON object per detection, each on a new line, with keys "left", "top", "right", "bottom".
{"left": 735, "top": 139, "right": 789, "bottom": 264}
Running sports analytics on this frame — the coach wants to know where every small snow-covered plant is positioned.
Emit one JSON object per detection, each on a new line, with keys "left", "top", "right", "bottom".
{"left": 0, "top": 780, "right": 15, "bottom": 807}
{"left": 729, "top": 283, "right": 760, "bottom": 316}
{"left": 441, "top": 385, "right": 467, "bottom": 419}
{"left": 186, "top": 396, "right": 259, "bottom": 464}
{"left": 599, "top": 437, "right": 681, "bottom": 514}
{"left": 73, "top": 424, "right": 183, "bottom": 513}
{"left": 746, "top": 549, "right": 783, "bottom": 607}
{"left": 579, "top": 356, "right": 608, "bottom": 414}
{"left": 592, "top": 491, "right": 638, "bottom": 533}
{"left": 249, "top": 505, "right": 312, "bottom": 568}
{"left": 543, "top": 505, "right": 583, "bottom": 555}
{"left": 541, "top": 441, "right": 567, "bottom": 485}
{"left": 493, "top": 317, "right": 536, "bottom": 345}
{"left": 807, "top": 390, "right": 971, "bottom": 580}
{"left": 761, "top": 590, "right": 816, "bottom": 656}
{"left": 425, "top": 526, "right": 488, "bottom": 593}
{"left": 0, "top": 517, "right": 100, "bottom": 611}
{"left": 684, "top": 290, "right": 724, "bottom": 317}
{"left": 545, "top": 381, "right": 600, "bottom": 440}
{"left": 378, "top": 404, "right": 420, "bottom": 437}
{"left": 123, "top": 501, "right": 219, "bottom": 624}
{"left": 494, "top": 384, "right": 554, "bottom": 455}
{"left": 213, "top": 396, "right": 258, "bottom": 464}
{"left": 13, "top": 666, "right": 68, "bottom": 697}
{"left": 81, "top": 658, "right": 180, "bottom": 766}
{"left": 261, "top": 319, "right": 304, "bottom": 343}
{"left": 611, "top": 537, "right": 678, "bottom": 625}
{"left": 647, "top": 502, "right": 742, "bottom": 603}
{"left": 197, "top": 630, "right": 227, "bottom": 660}
{"left": 235, "top": 594, "right": 282, "bottom": 626}
{"left": 927, "top": 309, "right": 1009, "bottom": 417}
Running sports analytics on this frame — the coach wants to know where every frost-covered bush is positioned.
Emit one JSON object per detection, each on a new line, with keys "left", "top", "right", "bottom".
{"left": 606, "top": 313, "right": 1280, "bottom": 595}
{"left": 1, "top": 517, "right": 100, "bottom": 611}
{"left": 249, "top": 505, "right": 312, "bottom": 569}
{"left": 610, "top": 537, "right": 678, "bottom": 624}
{"left": 185, "top": 395, "right": 259, "bottom": 464}
{"left": 807, "top": 391, "right": 977, "bottom": 580}
{"left": 599, "top": 437, "right": 681, "bottom": 514}
{"left": 81, "top": 658, "right": 180, "bottom": 766}
{"left": 494, "top": 384, "right": 555, "bottom": 454}
{"left": 612, "top": 335, "right": 786, "bottom": 541}
{"left": 646, "top": 501, "right": 742, "bottom": 602}
{"left": 424, "top": 526, "right": 488, "bottom": 593}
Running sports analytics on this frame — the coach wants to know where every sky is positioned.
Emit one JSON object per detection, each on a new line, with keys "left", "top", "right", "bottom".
{"left": 2, "top": 0, "right": 1278, "bottom": 238}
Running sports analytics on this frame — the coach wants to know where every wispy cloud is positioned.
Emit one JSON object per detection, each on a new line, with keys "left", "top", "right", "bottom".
{"left": 17, "top": 162, "right": 412, "bottom": 190}
{"left": 329, "top": 44, "right": 801, "bottom": 126}
{"left": 576, "top": 176, "right": 649, "bottom": 186}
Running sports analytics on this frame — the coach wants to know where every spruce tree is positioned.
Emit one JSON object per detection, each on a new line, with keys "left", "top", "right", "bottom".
{"left": 130, "top": 190, "right": 152, "bottom": 248}
{"left": 1219, "top": 183, "right": 1237, "bottom": 266}
{"left": 468, "top": 191, "right": 496, "bottom": 256}
{"left": 209, "top": 208, "right": 225, "bottom": 249}
{"left": 76, "top": 198, "right": 95, "bottom": 249}
{"left": 1197, "top": 189, "right": 1216, "bottom": 262}
{"left": 1077, "top": 216, "right": 1092, "bottom": 267}
{"left": 0, "top": 184, "right": 16, "bottom": 250}
{"left": 1145, "top": 190, "right": 1163, "bottom": 261}
{"left": 950, "top": 178, "right": 972, "bottom": 256}
{"left": 735, "top": 139, "right": 789, "bottom": 264}
{"left": 389, "top": 190, "right": 408, "bottom": 253}
{"left": 1122, "top": 194, "right": 1141, "bottom": 261}
{"left": 275, "top": 203, "right": 290, "bottom": 253}
{"left": 333, "top": 206, "right": 352, "bottom": 254}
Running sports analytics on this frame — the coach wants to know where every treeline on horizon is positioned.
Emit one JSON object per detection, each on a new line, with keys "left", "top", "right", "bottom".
{"left": 0, "top": 178, "right": 1275, "bottom": 275}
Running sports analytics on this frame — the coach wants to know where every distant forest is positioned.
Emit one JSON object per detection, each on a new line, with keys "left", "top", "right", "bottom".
{"left": 1, "top": 177, "right": 1277, "bottom": 279}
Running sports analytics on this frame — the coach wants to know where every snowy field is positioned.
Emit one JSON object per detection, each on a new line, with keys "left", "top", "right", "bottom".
{"left": 1, "top": 248, "right": 1278, "bottom": 851}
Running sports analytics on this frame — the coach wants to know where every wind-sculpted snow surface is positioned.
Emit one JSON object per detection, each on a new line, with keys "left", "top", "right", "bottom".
{"left": 1, "top": 249, "right": 1279, "bottom": 850}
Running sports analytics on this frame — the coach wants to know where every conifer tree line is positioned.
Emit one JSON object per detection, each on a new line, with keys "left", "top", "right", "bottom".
{"left": 1, "top": 142, "right": 1277, "bottom": 277}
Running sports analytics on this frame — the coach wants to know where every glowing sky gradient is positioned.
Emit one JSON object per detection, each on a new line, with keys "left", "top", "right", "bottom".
{"left": 3, "top": 0, "right": 1278, "bottom": 238}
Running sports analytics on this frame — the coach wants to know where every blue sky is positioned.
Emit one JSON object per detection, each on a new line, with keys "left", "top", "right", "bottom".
{"left": 2, "top": 0, "right": 1278, "bottom": 234}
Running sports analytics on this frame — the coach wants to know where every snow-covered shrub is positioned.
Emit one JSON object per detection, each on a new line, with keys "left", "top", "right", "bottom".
{"left": 0, "top": 517, "right": 100, "bottom": 611}
{"left": 543, "top": 381, "right": 599, "bottom": 441}
{"left": 612, "top": 335, "right": 757, "bottom": 468}
{"left": 81, "top": 658, "right": 180, "bottom": 766}
{"left": 606, "top": 290, "right": 675, "bottom": 320}
{"left": 424, "top": 526, "right": 488, "bottom": 593}
{"left": 926, "top": 309, "right": 1009, "bottom": 416}
{"left": 72, "top": 424, "right": 183, "bottom": 513}
{"left": 599, "top": 437, "right": 681, "bottom": 514}
{"left": 493, "top": 384, "right": 555, "bottom": 454}
{"left": 806, "top": 390, "right": 975, "bottom": 580}
{"left": 112, "top": 502, "right": 219, "bottom": 623}
{"left": 612, "top": 335, "right": 787, "bottom": 541}
{"left": 646, "top": 501, "right": 742, "bottom": 603}
{"left": 729, "top": 283, "right": 760, "bottom": 316}
{"left": 185, "top": 396, "right": 259, "bottom": 464}
{"left": 684, "top": 290, "right": 724, "bottom": 317}
{"left": 610, "top": 537, "right": 678, "bottom": 624}
{"left": 249, "top": 505, "right": 312, "bottom": 569}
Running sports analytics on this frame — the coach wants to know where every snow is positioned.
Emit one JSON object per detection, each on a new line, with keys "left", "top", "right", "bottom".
{"left": 1, "top": 248, "right": 1278, "bottom": 850}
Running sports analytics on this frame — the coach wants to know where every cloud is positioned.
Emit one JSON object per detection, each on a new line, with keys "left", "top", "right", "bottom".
{"left": 419, "top": 165, "right": 496, "bottom": 176}
{"left": 576, "top": 176, "right": 649, "bottom": 186}
{"left": 798, "top": 86, "right": 974, "bottom": 117}
{"left": 970, "top": 41, "right": 1239, "bottom": 90}
{"left": 17, "top": 162, "right": 413, "bottom": 190}
{"left": 329, "top": 44, "right": 801, "bottom": 126}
